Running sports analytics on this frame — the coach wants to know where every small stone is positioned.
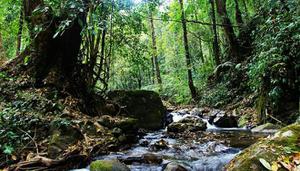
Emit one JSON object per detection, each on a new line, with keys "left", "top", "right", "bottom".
{"left": 142, "top": 153, "right": 163, "bottom": 164}
{"left": 164, "top": 162, "right": 188, "bottom": 171}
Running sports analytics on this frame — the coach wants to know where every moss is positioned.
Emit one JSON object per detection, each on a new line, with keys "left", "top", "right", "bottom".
{"left": 226, "top": 124, "right": 300, "bottom": 171}
{"left": 90, "top": 160, "right": 129, "bottom": 171}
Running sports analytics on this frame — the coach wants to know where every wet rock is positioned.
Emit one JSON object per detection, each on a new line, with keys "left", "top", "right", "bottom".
{"left": 164, "top": 162, "right": 188, "bottom": 171}
{"left": 177, "top": 109, "right": 189, "bottom": 115}
{"left": 140, "top": 140, "right": 150, "bottom": 147}
{"left": 209, "top": 112, "right": 238, "bottom": 128}
{"left": 190, "top": 108, "right": 202, "bottom": 117}
{"left": 225, "top": 124, "right": 300, "bottom": 171}
{"left": 251, "top": 123, "right": 280, "bottom": 132}
{"left": 165, "top": 113, "right": 174, "bottom": 126}
{"left": 167, "top": 116, "right": 207, "bottom": 133}
{"left": 142, "top": 153, "right": 163, "bottom": 164}
{"left": 150, "top": 139, "right": 169, "bottom": 151}
{"left": 90, "top": 160, "right": 130, "bottom": 171}
{"left": 107, "top": 90, "right": 166, "bottom": 130}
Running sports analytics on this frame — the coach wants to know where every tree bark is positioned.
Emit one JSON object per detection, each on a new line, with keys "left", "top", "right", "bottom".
{"left": 209, "top": 0, "right": 221, "bottom": 65}
{"left": 179, "top": 0, "right": 198, "bottom": 100}
{"left": 215, "top": 0, "right": 240, "bottom": 62}
{"left": 242, "top": 0, "right": 249, "bottom": 19}
{"left": 149, "top": 10, "right": 162, "bottom": 86}
{"left": 233, "top": 0, "right": 244, "bottom": 26}
{"left": 0, "top": 33, "right": 6, "bottom": 65}
{"left": 16, "top": 2, "right": 24, "bottom": 56}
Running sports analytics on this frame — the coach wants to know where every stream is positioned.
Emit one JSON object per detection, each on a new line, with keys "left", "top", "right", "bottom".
{"left": 73, "top": 109, "right": 271, "bottom": 171}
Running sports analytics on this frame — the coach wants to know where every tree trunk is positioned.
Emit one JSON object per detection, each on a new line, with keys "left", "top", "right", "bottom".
{"left": 209, "top": 0, "right": 221, "bottom": 65}
{"left": 215, "top": 0, "right": 240, "bottom": 62}
{"left": 149, "top": 10, "right": 162, "bottom": 86}
{"left": 0, "top": 33, "right": 6, "bottom": 65}
{"left": 178, "top": 0, "right": 198, "bottom": 100}
{"left": 16, "top": 2, "right": 24, "bottom": 56}
{"left": 233, "top": 0, "right": 244, "bottom": 26}
{"left": 242, "top": 0, "right": 249, "bottom": 19}
{"left": 22, "top": 0, "right": 90, "bottom": 96}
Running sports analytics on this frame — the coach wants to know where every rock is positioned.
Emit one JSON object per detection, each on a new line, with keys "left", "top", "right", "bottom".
{"left": 140, "top": 140, "right": 149, "bottom": 147}
{"left": 165, "top": 113, "right": 174, "bottom": 126}
{"left": 190, "top": 108, "right": 202, "bottom": 117}
{"left": 177, "top": 109, "right": 189, "bottom": 115}
{"left": 112, "top": 127, "right": 123, "bottom": 136}
{"left": 90, "top": 160, "right": 130, "bottom": 171}
{"left": 251, "top": 123, "right": 280, "bottom": 132}
{"left": 48, "top": 120, "right": 84, "bottom": 159}
{"left": 209, "top": 112, "right": 238, "bottom": 128}
{"left": 142, "top": 153, "right": 163, "bottom": 164}
{"left": 167, "top": 116, "right": 207, "bottom": 133}
{"left": 164, "top": 162, "right": 188, "bottom": 171}
{"left": 225, "top": 124, "right": 300, "bottom": 171}
{"left": 150, "top": 139, "right": 169, "bottom": 151}
{"left": 107, "top": 90, "right": 166, "bottom": 130}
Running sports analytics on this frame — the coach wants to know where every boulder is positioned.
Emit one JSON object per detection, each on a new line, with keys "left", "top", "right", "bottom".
{"left": 90, "top": 160, "right": 130, "bottom": 171}
{"left": 167, "top": 116, "right": 207, "bottom": 133}
{"left": 209, "top": 112, "right": 238, "bottom": 128}
{"left": 107, "top": 90, "right": 166, "bottom": 130}
{"left": 164, "top": 162, "right": 188, "bottom": 171}
{"left": 251, "top": 123, "right": 280, "bottom": 132}
{"left": 225, "top": 124, "right": 300, "bottom": 171}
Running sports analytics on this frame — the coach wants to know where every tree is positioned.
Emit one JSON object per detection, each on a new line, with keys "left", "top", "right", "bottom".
{"left": 16, "top": 1, "right": 24, "bottom": 56}
{"left": 178, "top": 0, "right": 198, "bottom": 100}
{"left": 149, "top": 6, "right": 162, "bottom": 86}
{"left": 233, "top": 0, "right": 244, "bottom": 26}
{"left": 215, "top": 0, "right": 240, "bottom": 62}
{"left": 209, "top": 0, "right": 221, "bottom": 65}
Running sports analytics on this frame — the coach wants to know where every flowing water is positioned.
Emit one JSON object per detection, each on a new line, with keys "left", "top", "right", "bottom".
{"left": 73, "top": 110, "right": 270, "bottom": 171}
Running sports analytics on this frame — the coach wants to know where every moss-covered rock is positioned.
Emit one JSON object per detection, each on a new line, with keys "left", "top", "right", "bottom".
{"left": 90, "top": 160, "right": 130, "bottom": 171}
{"left": 225, "top": 124, "right": 300, "bottom": 171}
{"left": 48, "top": 119, "right": 84, "bottom": 158}
{"left": 107, "top": 90, "right": 166, "bottom": 130}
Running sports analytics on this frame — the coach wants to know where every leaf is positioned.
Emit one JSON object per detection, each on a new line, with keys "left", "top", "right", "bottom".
{"left": 3, "top": 145, "right": 14, "bottom": 155}
{"left": 259, "top": 158, "right": 272, "bottom": 170}
{"left": 271, "top": 162, "right": 278, "bottom": 171}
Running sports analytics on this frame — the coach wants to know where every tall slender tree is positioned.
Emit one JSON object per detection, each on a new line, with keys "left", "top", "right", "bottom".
{"left": 149, "top": 9, "right": 162, "bottom": 86}
{"left": 179, "top": 0, "right": 198, "bottom": 100}
{"left": 16, "top": 1, "right": 24, "bottom": 56}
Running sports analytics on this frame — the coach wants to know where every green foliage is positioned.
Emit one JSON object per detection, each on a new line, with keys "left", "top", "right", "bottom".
{"left": 248, "top": 0, "right": 300, "bottom": 111}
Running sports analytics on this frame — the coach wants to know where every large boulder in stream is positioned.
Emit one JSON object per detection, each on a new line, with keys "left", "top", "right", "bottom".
{"left": 167, "top": 116, "right": 207, "bottom": 133}
{"left": 107, "top": 90, "right": 166, "bottom": 130}
{"left": 225, "top": 124, "right": 300, "bottom": 171}
{"left": 208, "top": 111, "right": 238, "bottom": 128}
{"left": 90, "top": 160, "right": 130, "bottom": 171}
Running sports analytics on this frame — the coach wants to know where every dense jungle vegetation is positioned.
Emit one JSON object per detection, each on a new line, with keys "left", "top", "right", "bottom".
{"left": 0, "top": 0, "right": 299, "bottom": 170}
